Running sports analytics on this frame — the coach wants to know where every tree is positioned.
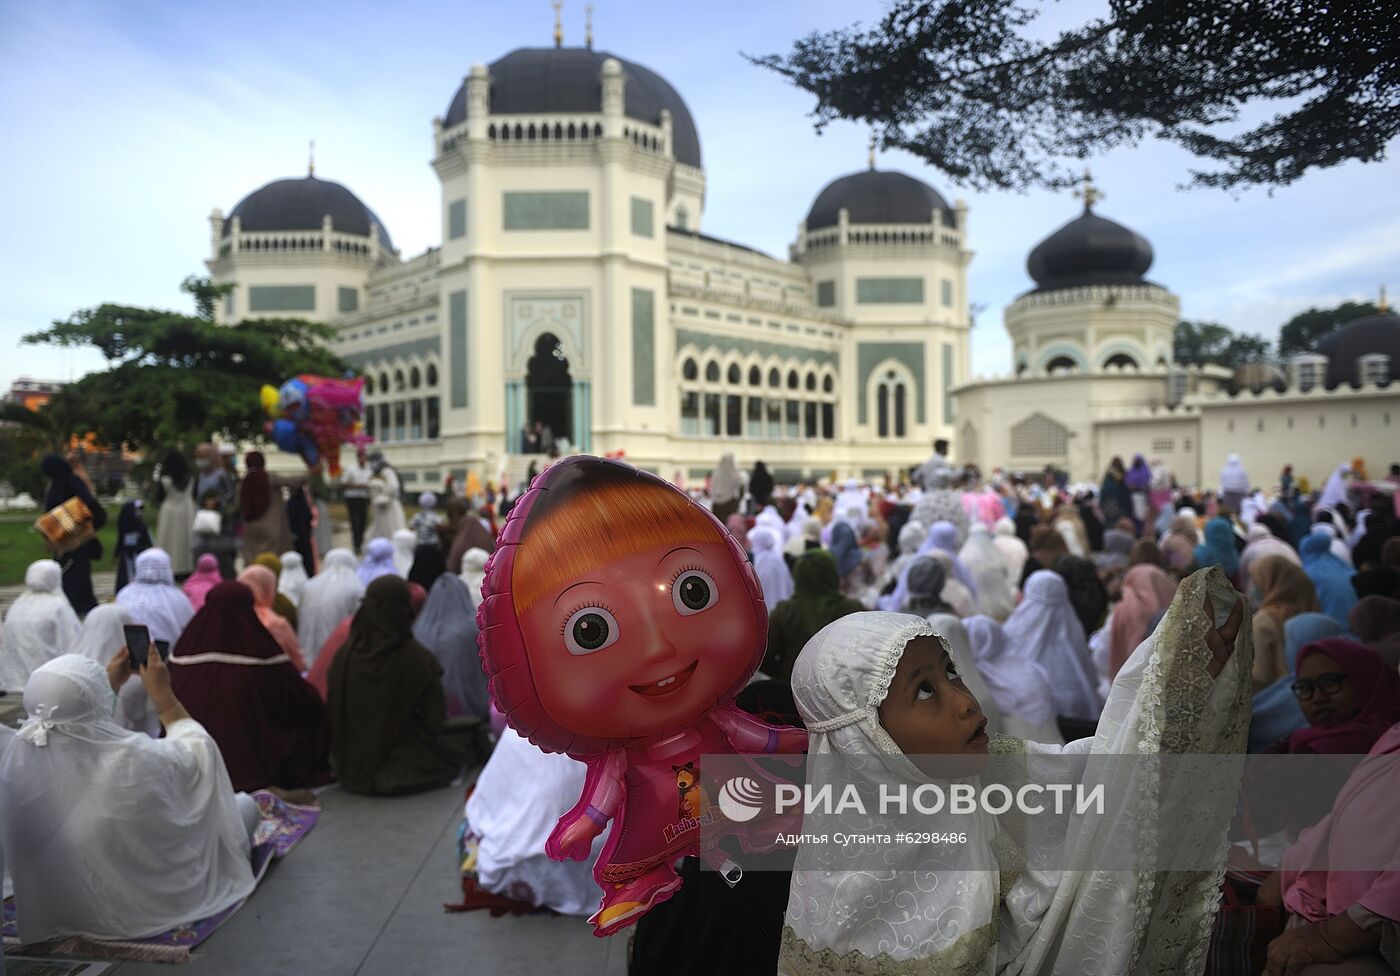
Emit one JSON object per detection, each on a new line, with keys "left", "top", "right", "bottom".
{"left": 750, "top": 0, "right": 1399, "bottom": 192}
{"left": 21, "top": 277, "right": 347, "bottom": 452}
{"left": 1173, "top": 320, "right": 1271, "bottom": 370}
{"left": 1276, "top": 301, "right": 1379, "bottom": 360}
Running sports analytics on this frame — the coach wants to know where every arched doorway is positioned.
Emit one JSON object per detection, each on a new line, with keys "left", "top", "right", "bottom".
{"left": 524, "top": 332, "right": 572, "bottom": 453}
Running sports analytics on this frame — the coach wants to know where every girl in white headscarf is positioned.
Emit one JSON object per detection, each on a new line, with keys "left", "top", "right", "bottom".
{"left": 780, "top": 573, "right": 1250, "bottom": 976}
{"left": 459, "top": 547, "right": 490, "bottom": 607}
{"left": 277, "top": 551, "right": 309, "bottom": 607}
{"left": 1000, "top": 570, "right": 1103, "bottom": 721}
{"left": 963, "top": 614, "right": 1061, "bottom": 743}
{"left": 0, "top": 560, "right": 80, "bottom": 692}
{"left": 296, "top": 548, "right": 365, "bottom": 668}
{"left": 0, "top": 652, "right": 258, "bottom": 943}
{"left": 748, "top": 526, "right": 795, "bottom": 612}
{"left": 114, "top": 549, "right": 195, "bottom": 647}
{"left": 959, "top": 523, "right": 1017, "bottom": 621}
{"left": 69, "top": 603, "right": 158, "bottom": 736}
{"left": 391, "top": 528, "right": 417, "bottom": 577}
{"left": 992, "top": 517, "right": 1028, "bottom": 587}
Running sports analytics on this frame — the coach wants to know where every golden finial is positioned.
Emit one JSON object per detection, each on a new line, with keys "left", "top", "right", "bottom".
{"left": 585, "top": 4, "right": 593, "bottom": 48}
{"left": 552, "top": 0, "right": 563, "bottom": 47}
{"left": 308, "top": 139, "right": 315, "bottom": 177}
{"left": 1073, "top": 167, "right": 1101, "bottom": 211}
{"left": 1381, "top": 284, "right": 1390, "bottom": 313}
{"left": 868, "top": 133, "right": 877, "bottom": 170}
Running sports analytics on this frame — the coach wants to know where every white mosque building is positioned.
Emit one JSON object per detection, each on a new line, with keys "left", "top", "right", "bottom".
{"left": 207, "top": 40, "right": 1400, "bottom": 492}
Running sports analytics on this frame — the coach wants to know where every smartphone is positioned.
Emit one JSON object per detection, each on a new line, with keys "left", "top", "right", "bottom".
{"left": 122, "top": 625, "right": 170, "bottom": 669}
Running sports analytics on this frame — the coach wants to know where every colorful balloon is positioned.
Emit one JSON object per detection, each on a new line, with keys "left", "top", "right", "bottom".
{"left": 259, "top": 374, "right": 371, "bottom": 476}
{"left": 477, "top": 456, "right": 807, "bottom": 937}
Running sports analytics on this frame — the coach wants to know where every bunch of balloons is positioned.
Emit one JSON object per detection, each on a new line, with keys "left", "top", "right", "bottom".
{"left": 260, "top": 374, "right": 371, "bottom": 476}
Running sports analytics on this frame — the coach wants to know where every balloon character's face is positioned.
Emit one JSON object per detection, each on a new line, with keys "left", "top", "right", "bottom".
{"left": 480, "top": 457, "right": 768, "bottom": 755}
{"left": 516, "top": 538, "right": 760, "bottom": 740}
{"left": 278, "top": 378, "right": 309, "bottom": 420}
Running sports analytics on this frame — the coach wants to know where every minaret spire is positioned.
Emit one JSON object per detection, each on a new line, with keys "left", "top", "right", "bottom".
{"left": 308, "top": 139, "right": 315, "bottom": 177}
{"left": 552, "top": 0, "right": 563, "bottom": 47}
{"left": 1073, "top": 167, "right": 1101, "bottom": 212}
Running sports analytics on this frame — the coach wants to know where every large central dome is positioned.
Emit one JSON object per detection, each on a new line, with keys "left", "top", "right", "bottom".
{"left": 443, "top": 47, "right": 702, "bottom": 169}
{"left": 805, "top": 169, "right": 954, "bottom": 230}
{"left": 1026, "top": 206, "right": 1154, "bottom": 292}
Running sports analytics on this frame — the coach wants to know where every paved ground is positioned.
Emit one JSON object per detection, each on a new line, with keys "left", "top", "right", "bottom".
{"left": 101, "top": 783, "right": 627, "bottom": 976}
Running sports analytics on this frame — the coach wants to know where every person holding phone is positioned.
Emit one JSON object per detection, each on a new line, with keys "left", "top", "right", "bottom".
{"left": 0, "top": 643, "right": 260, "bottom": 944}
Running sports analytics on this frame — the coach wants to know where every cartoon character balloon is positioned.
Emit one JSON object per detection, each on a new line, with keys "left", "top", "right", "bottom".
{"left": 259, "top": 375, "right": 371, "bottom": 476}
{"left": 477, "top": 457, "right": 808, "bottom": 937}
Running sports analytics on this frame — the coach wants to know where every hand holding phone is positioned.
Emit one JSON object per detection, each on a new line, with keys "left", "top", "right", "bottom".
{"left": 122, "top": 625, "right": 171, "bottom": 670}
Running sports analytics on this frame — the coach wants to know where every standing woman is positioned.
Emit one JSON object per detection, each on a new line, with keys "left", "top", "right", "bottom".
{"left": 192, "top": 443, "right": 237, "bottom": 579}
{"left": 112, "top": 500, "right": 153, "bottom": 594}
{"left": 238, "top": 452, "right": 298, "bottom": 566}
{"left": 1099, "top": 456, "right": 1130, "bottom": 528}
{"left": 710, "top": 452, "right": 744, "bottom": 524}
{"left": 41, "top": 453, "right": 107, "bottom": 615}
{"left": 155, "top": 450, "right": 195, "bottom": 578}
{"left": 367, "top": 452, "right": 407, "bottom": 541}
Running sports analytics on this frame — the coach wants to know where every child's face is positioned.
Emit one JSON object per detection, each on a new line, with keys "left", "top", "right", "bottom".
{"left": 516, "top": 539, "right": 760, "bottom": 740}
{"left": 878, "top": 636, "right": 989, "bottom": 757}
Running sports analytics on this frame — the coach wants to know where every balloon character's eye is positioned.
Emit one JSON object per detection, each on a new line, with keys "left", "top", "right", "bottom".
{"left": 672, "top": 569, "right": 718, "bottom": 616}
{"left": 564, "top": 607, "right": 619, "bottom": 655}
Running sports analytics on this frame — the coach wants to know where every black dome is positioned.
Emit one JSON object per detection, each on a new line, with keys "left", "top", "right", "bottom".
{"left": 805, "top": 169, "right": 953, "bottom": 230}
{"left": 1315, "top": 311, "right": 1400, "bottom": 387}
{"left": 1026, "top": 207, "right": 1153, "bottom": 292}
{"left": 444, "top": 48, "right": 702, "bottom": 169}
{"left": 224, "top": 176, "right": 394, "bottom": 251}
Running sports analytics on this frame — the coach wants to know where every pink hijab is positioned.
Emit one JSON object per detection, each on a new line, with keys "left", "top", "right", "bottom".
{"left": 1281, "top": 722, "right": 1400, "bottom": 923}
{"left": 1288, "top": 639, "right": 1400, "bottom": 755}
{"left": 1108, "top": 564, "right": 1178, "bottom": 679}
{"left": 238, "top": 565, "right": 307, "bottom": 672}
{"left": 181, "top": 554, "right": 223, "bottom": 612}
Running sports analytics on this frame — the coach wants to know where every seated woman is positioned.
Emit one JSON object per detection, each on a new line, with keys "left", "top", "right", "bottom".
{"left": 237, "top": 565, "right": 307, "bottom": 672}
{"left": 170, "top": 581, "right": 329, "bottom": 794}
{"left": 1251, "top": 721, "right": 1400, "bottom": 976}
{"left": 1251, "top": 555, "right": 1321, "bottom": 690}
{"left": 1001, "top": 570, "right": 1104, "bottom": 724}
{"left": 1249, "top": 613, "right": 1347, "bottom": 753}
{"left": 297, "top": 548, "right": 364, "bottom": 670}
{"left": 327, "top": 576, "right": 471, "bottom": 795}
{"left": 0, "top": 648, "right": 259, "bottom": 944}
{"left": 181, "top": 553, "right": 224, "bottom": 612}
{"left": 1282, "top": 638, "right": 1400, "bottom": 757}
{"left": 1, "top": 560, "right": 80, "bottom": 692}
{"left": 763, "top": 550, "right": 863, "bottom": 684}
{"left": 69, "top": 603, "right": 158, "bottom": 736}
{"left": 114, "top": 548, "right": 195, "bottom": 648}
{"left": 412, "top": 572, "right": 490, "bottom": 721}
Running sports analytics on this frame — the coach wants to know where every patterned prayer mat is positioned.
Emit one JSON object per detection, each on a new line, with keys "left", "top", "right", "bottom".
{"left": 2, "top": 790, "right": 320, "bottom": 964}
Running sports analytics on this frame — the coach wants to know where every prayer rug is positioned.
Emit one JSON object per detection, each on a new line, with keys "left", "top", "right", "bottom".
{"left": 2, "top": 790, "right": 320, "bottom": 963}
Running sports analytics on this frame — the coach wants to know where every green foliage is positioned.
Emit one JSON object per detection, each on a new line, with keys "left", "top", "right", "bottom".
{"left": 1173, "top": 320, "right": 1271, "bottom": 370}
{"left": 750, "top": 0, "right": 1399, "bottom": 191}
{"left": 21, "top": 277, "right": 347, "bottom": 452}
{"left": 1276, "top": 301, "right": 1379, "bottom": 360}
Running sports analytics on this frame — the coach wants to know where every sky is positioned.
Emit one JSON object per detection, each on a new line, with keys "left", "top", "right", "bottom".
{"left": 2, "top": 0, "right": 1396, "bottom": 393}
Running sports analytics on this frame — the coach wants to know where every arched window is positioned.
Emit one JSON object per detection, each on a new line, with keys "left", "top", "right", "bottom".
{"left": 365, "top": 375, "right": 375, "bottom": 395}
{"left": 705, "top": 360, "right": 721, "bottom": 383}
{"left": 874, "top": 368, "right": 910, "bottom": 439}
{"left": 394, "top": 369, "right": 405, "bottom": 392}
{"left": 786, "top": 369, "right": 799, "bottom": 390}
{"left": 683, "top": 358, "right": 699, "bottom": 381}
{"left": 727, "top": 363, "right": 741, "bottom": 385}
{"left": 1103, "top": 353, "right": 1138, "bottom": 370}
{"left": 675, "top": 206, "right": 689, "bottom": 231}
{"left": 409, "top": 366, "right": 421, "bottom": 389}
{"left": 768, "top": 367, "right": 781, "bottom": 387}
{"left": 1045, "top": 356, "right": 1077, "bottom": 373}
{"left": 877, "top": 385, "right": 890, "bottom": 438}
{"left": 748, "top": 365, "right": 761, "bottom": 386}
{"left": 805, "top": 371, "right": 817, "bottom": 392}
{"left": 823, "top": 374, "right": 834, "bottom": 394}
{"left": 426, "top": 363, "right": 438, "bottom": 387}
{"left": 378, "top": 372, "right": 389, "bottom": 392}
{"left": 893, "top": 384, "right": 907, "bottom": 437}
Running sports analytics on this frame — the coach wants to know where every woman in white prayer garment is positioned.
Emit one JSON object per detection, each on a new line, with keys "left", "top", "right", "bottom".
{"left": 0, "top": 560, "right": 80, "bottom": 692}
{"left": 779, "top": 567, "right": 1251, "bottom": 976}
{"left": 296, "top": 548, "right": 364, "bottom": 669}
{"left": 114, "top": 548, "right": 195, "bottom": 647}
{"left": 0, "top": 649, "right": 259, "bottom": 944}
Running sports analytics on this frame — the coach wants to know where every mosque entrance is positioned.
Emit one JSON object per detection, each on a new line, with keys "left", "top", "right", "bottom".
{"left": 524, "top": 332, "right": 573, "bottom": 453}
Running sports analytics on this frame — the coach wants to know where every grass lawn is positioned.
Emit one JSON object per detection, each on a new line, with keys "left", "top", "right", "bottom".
{"left": 0, "top": 510, "right": 122, "bottom": 587}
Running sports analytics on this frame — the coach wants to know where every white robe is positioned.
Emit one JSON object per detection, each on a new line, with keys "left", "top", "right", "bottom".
{"left": 368, "top": 467, "right": 407, "bottom": 540}
{"left": 114, "top": 549, "right": 195, "bottom": 647}
{"left": 464, "top": 726, "right": 604, "bottom": 915}
{"left": 459, "top": 547, "right": 489, "bottom": 608}
{"left": 0, "top": 561, "right": 80, "bottom": 693}
{"left": 391, "top": 529, "right": 417, "bottom": 577}
{"left": 1000, "top": 570, "right": 1102, "bottom": 721}
{"left": 748, "top": 527, "right": 794, "bottom": 612}
{"left": 0, "top": 655, "right": 255, "bottom": 943}
{"left": 155, "top": 475, "right": 196, "bottom": 577}
{"left": 278, "top": 551, "right": 309, "bottom": 607}
{"left": 296, "top": 549, "right": 364, "bottom": 668}
{"left": 69, "top": 603, "right": 158, "bottom": 737}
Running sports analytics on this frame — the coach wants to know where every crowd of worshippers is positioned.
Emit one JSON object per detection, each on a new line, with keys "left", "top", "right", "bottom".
{"left": 4, "top": 443, "right": 1400, "bottom": 974}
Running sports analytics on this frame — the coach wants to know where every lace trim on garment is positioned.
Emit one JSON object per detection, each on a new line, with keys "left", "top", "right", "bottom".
{"left": 779, "top": 923, "right": 996, "bottom": 976}
{"left": 865, "top": 618, "right": 938, "bottom": 712}
{"left": 169, "top": 653, "right": 291, "bottom": 666}
{"left": 1128, "top": 567, "right": 1255, "bottom": 974}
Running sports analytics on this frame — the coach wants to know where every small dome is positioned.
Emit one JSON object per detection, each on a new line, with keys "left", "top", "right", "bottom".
{"left": 805, "top": 169, "right": 954, "bottom": 231}
{"left": 224, "top": 175, "right": 393, "bottom": 251}
{"left": 1230, "top": 363, "right": 1287, "bottom": 394}
{"left": 1026, "top": 205, "right": 1153, "bottom": 292}
{"left": 1315, "top": 310, "right": 1400, "bottom": 387}
{"left": 443, "top": 47, "right": 702, "bottom": 169}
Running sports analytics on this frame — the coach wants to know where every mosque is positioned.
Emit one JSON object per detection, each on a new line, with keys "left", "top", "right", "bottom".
{"left": 206, "top": 35, "right": 1400, "bottom": 492}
